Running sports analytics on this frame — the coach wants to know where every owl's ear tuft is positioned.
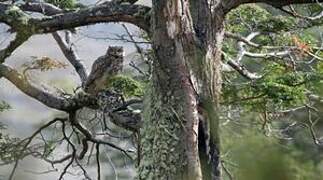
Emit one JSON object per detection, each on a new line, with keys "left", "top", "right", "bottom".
{"left": 107, "top": 46, "right": 124, "bottom": 56}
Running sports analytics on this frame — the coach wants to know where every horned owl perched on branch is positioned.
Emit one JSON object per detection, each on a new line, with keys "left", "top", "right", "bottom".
{"left": 84, "top": 46, "right": 124, "bottom": 95}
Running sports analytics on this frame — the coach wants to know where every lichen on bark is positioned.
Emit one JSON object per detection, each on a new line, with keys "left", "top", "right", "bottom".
{"left": 137, "top": 83, "right": 186, "bottom": 180}
{"left": 4, "top": 5, "right": 30, "bottom": 26}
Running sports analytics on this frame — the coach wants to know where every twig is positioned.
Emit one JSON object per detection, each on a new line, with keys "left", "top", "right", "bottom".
{"left": 221, "top": 160, "right": 234, "bottom": 180}
{"left": 96, "top": 143, "right": 101, "bottom": 180}
{"left": 58, "top": 121, "right": 76, "bottom": 180}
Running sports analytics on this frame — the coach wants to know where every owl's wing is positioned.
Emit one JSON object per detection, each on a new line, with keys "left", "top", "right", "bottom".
{"left": 84, "top": 55, "right": 108, "bottom": 92}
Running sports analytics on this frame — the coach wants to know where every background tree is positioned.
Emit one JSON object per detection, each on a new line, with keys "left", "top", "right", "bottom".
{"left": 0, "top": 0, "right": 323, "bottom": 180}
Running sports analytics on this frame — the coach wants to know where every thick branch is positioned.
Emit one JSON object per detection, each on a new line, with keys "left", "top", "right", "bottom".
{"left": 109, "top": 111, "right": 141, "bottom": 132}
{"left": 226, "top": 59, "right": 261, "bottom": 80}
{"left": 224, "top": 32, "right": 260, "bottom": 48}
{"left": 0, "top": 3, "right": 31, "bottom": 27}
{"left": 224, "top": 0, "right": 323, "bottom": 12}
{"left": 244, "top": 50, "right": 291, "bottom": 58}
{"left": 307, "top": 93, "right": 323, "bottom": 104}
{"left": 256, "top": 0, "right": 323, "bottom": 7}
{"left": 0, "top": 63, "right": 96, "bottom": 111}
{"left": 1, "top": 2, "right": 151, "bottom": 33}
{"left": 113, "top": 0, "right": 139, "bottom": 4}
{"left": 31, "top": 2, "right": 151, "bottom": 34}
{"left": 19, "top": 2, "right": 64, "bottom": 16}
{"left": 0, "top": 62, "right": 142, "bottom": 133}
{"left": 20, "top": 4, "right": 89, "bottom": 83}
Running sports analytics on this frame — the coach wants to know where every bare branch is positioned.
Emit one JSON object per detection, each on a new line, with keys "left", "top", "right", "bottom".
{"left": 69, "top": 112, "right": 133, "bottom": 159}
{"left": 52, "top": 32, "right": 88, "bottom": 84}
{"left": 122, "top": 24, "right": 144, "bottom": 55}
{"left": 87, "top": 33, "right": 150, "bottom": 44}
{"left": 224, "top": 32, "right": 260, "bottom": 48}
{"left": 221, "top": 160, "right": 234, "bottom": 180}
{"left": 59, "top": 121, "right": 76, "bottom": 180}
{"left": 0, "top": 32, "right": 31, "bottom": 63}
{"left": 288, "top": 5, "right": 323, "bottom": 21}
{"left": 96, "top": 143, "right": 101, "bottom": 180}
{"left": 244, "top": 50, "right": 291, "bottom": 59}
{"left": 75, "top": 159, "right": 92, "bottom": 180}
{"left": 8, "top": 117, "right": 67, "bottom": 180}
{"left": 45, "top": 154, "right": 73, "bottom": 165}
{"left": 8, "top": 159, "right": 18, "bottom": 180}
{"left": 226, "top": 58, "right": 261, "bottom": 80}
{"left": 298, "top": 105, "right": 323, "bottom": 146}
{"left": 307, "top": 93, "right": 323, "bottom": 104}
{"left": 222, "top": 32, "right": 262, "bottom": 80}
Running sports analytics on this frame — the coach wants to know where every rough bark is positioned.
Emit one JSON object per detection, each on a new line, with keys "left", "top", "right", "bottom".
{"left": 189, "top": 1, "right": 225, "bottom": 179}
{"left": 138, "top": 1, "right": 201, "bottom": 179}
{"left": 138, "top": 1, "right": 225, "bottom": 179}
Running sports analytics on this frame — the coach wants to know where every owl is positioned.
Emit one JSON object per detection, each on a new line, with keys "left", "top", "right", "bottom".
{"left": 84, "top": 46, "right": 124, "bottom": 95}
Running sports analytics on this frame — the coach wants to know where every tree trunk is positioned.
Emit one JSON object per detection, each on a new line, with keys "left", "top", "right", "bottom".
{"left": 138, "top": 1, "right": 225, "bottom": 179}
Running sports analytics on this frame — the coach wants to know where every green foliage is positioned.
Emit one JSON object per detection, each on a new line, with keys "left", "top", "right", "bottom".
{"left": 0, "top": 101, "right": 10, "bottom": 112}
{"left": 256, "top": 65, "right": 306, "bottom": 105}
{"left": 107, "top": 75, "right": 144, "bottom": 98}
{"left": 226, "top": 5, "right": 296, "bottom": 32}
{"left": 226, "top": 5, "right": 270, "bottom": 33}
{"left": 222, "top": 4, "right": 323, "bottom": 180}
{"left": 222, "top": 64, "right": 309, "bottom": 112}
{"left": 0, "top": 135, "right": 21, "bottom": 164}
{"left": 4, "top": 5, "right": 30, "bottom": 25}
{"left": 43, "top": 140, "right": 56, "bottom": 158}
{"left": 221, "top": 115, "right": 323, "bottom": 180}
{"left": 294, "top": 3, "right": 323, "bottom": 17}
{"left": 233, "top": 136, "right": 293, "bottom": 180}
{"left": 258, "top": 15, "right": 296, "bottom": 32}
{"left": 223, "top": 4, "right": 322, "bottom": 110}
{"left": 316, "top": 61, "right": 323, "bottom": 74}
{"left": 224, "top": 131, "right": 323, "bottom": 180}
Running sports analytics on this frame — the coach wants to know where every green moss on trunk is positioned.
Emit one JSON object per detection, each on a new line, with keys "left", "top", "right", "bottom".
{"left": 137, "top": 83, "right": 186, "bottom": 180}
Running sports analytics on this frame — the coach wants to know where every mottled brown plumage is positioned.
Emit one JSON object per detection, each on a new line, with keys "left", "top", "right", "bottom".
{"left": 84, "top": 46, "right": 123, "bottom": 94}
